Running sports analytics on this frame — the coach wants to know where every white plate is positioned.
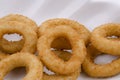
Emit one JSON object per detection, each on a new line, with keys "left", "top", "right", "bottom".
{"left": 0, "top": 0, "right": 120, "bottom": 80}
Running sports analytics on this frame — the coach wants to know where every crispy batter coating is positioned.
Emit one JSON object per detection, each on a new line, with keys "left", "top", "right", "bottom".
{"left": 38, "top": 18, "right": 90, "bottom": 49}
{"left": 0, "top": 51, "right": 9, "bottom": 60}
{"left": 0, "top": 52, "right": 43, "bottom": 80}
{"left": 43, "top": 70, "right": 80, "bottom": 80}
{"left": 0, "top": 38, "right": 24, "bottom": 54}
{"left": 91, "top": 23, "right": 120, "bottom": 55}
{"left": 0, "top": 14, "right": 38, "bottom": 53}
{"left": 0, "top": 50, "right": 80, "bottom": 80}
{"left": 37, "top": 26, "right": 86, "bottom": 75}
{"left": 0, "top": 21, "right": 37, "bottom": 54}
{"left": 43, "top": 50, "right": 80, "bottom": 80}
{"left": 0, "top": 14, "right": 38, "bottom": 31}
{"left": 82, "top": 45, "right": 120, "bottom": 77}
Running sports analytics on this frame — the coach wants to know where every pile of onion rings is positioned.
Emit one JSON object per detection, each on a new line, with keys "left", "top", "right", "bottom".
{"left": 0, "top": 15, "right": 87, "bottom": 80}
{"left": 0, "top": 14, "right": 120, "bottom": 79}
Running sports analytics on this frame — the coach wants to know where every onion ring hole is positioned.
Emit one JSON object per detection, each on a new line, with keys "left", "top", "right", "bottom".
{"left": 51, "top": 37, "right": 72, "bottom": 61}
{"left": 4, "top": 67, "right": 26, "bottom": 80}
{"left": 94, "top": 54, "right": 119, "bottom": 65}
{"left": 3, "top": 33, "right": 23, "bottom": 42}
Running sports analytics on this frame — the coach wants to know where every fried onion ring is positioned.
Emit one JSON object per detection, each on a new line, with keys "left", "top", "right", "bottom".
{"left": 0, "top": 21, "right": 37, "bottom": 54}
{"left": 43, "top": 70, "right": 80, "bottom": 80}
{"left": 0, "top": 14, "right": 38, "bottom": 31}
{"left": 91, "top": 23, "right": 120, "bottom": 55}
{"left": 0, "top": 52, "right": 43, "bottom": 80}
{"left": 38, "top": 18, "right": 90, "bottom": 49}
{"left": 37, "top": 26, "right": 86, "bottom": 74}
{"left": 0, "top": 14, "right": 38, "bottom": 53}
{"left": 82, "top": 45, "right": 120, "bottom": 77}
{"left": 43, "top": 50, "right": 80, "bottom": 80}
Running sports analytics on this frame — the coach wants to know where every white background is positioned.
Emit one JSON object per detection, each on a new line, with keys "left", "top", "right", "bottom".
{"left": 0, "top": 0, "right": 120, "bottom": 80}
